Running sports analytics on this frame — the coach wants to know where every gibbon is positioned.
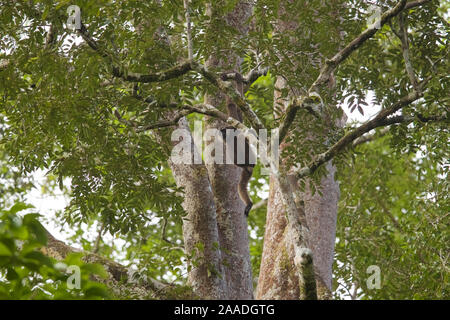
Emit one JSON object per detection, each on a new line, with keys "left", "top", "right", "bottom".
{"left": 219, "top": 72, "right": 255, "bottom": 217}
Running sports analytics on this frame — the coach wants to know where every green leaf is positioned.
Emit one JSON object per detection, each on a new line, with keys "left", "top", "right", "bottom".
{"left": 0, "top": 242, "right": 12, "bottom": 257}
{"left": 23, "top": 251, "right": 53, "bottom": 267}
{"left": 6, "top": 267, "right": 19, "bottom": 280}
{"left": 81, "top": 263, "right": 108, "bottom": 279}
{"left": 23, "top": 215, "right": 48, "bottom": 245}
{"left": 9, "top": 203, "right": 34, "bottom": 214}
{"left": 83, "top": 283, "right": 110, "bottom": 299}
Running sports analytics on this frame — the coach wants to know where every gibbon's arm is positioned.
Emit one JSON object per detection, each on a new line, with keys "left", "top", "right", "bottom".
{"left": 238, "top": 166, "right": 254, "bottom": 217}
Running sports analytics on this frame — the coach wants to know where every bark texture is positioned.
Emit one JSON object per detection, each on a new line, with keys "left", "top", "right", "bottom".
{"left": 203, "top": 1, "right": 254, "bottom": 299}
{"left": 256, "top": 1, "right": 343, "bottom": 298}
{"left": 169, "top": 118, "right": 227, "bottom": 299}
{"left": 42, "top": 230, "right": 175, "bottom": 299}
{"left": 257, "top": 92, "right": 340, "bottom": 300}
{"left": 302, "top": 162, "right": 339, "bottom": 295}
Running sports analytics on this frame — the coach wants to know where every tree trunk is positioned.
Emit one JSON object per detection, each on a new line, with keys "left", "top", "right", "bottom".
{"left": 256, "top": 1, "right": 344, "bottom": 298}
{"left": 169, "top": 118, "right": 227, "bottom": 299}
{"left": 203, "top": 1, "right": 254, "bottom": 299}
{"left": 256, "top": 88, "right": 340, "bottom": 300}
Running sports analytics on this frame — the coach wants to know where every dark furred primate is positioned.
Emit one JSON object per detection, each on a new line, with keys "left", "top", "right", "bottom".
{"left": 220, "top": 127, "right": 255, "bottom": 216}
{"left": 219, "top": 72, "right": 255, "bottom": 217}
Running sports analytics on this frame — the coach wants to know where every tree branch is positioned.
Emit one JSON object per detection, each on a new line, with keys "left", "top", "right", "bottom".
{"left": 193, "top": 63, "right": 265, "bottom": 131}
{"left": 93, "top": 222, "right": 104, "bottom": 254}
{"left": 396, "top": 13, "right": 419, "bottom": 89}
{"left": 77, "top": 22, "right": 194, "bottom": 83}
{"left": 124, "top": 101, "right": 252, "bottom": 138}
{"left": 112, "top": 61, "right": 194, "bottom": 83}
{"left": 353, "top": 112, "right": 448, "bottom": 146}
{"left": 277, "top": 1, "right": 414, "bottom": 144}
{"left": 379, "top": 113, "right": 448, "bottom": 127}
{"left": 44, "top": 24, "right": 56, "bottom": 50}
{"left": 404, "top": 0, "right": 432, "bottom": 10}
{"left": 311, "top": 0, "right": 408, "bottom": 90}
{"left": 352, "top": 127, "right": 390, "bottom": 146}
{"left": 183, "top": 0, "right": 194, "bottom": 60}
{"left": 221, "top": 67, "right": 269, "bottom": 85}
{"left": 296, "top": 82, "right": 430, "bottom": 179}
{"left": 183, "top": 103, "right": 251, "bottom": 132}
{"left": 278, "top": 95, "right": 321, "bottom": 144}
{"left": 135, "top": 110, "right": 193, "bottom": 132}
{"left": 42, "top": 228, "right": 172, "bottom": 299}
{"left": 77, "top": 23, "right": 108, "bottom": 57}
{"left": 77, "top": 23, "right": 264, "bottom": 132}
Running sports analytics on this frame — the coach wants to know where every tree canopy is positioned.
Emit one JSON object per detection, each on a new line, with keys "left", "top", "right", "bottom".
{"left": 0, "top": 0, "right": 448, "bottom": 300}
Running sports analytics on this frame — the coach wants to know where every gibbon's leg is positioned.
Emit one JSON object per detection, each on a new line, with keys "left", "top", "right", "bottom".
{"left": 238, "top": 166, "right": 254, "bottom": 217}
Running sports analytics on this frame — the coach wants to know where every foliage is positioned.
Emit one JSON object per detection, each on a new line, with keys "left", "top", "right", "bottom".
{"left": 334, "top": 133, "right": 449, "bottom": 299}
{"left": 0, "top": 0, "right": 447, "bottom": 299}
{"left": 0, "top": 202, "right": 110, "bottom": 299}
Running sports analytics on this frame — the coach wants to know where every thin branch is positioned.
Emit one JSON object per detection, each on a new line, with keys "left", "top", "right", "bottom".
{"left": 352, "top": 127, "right": 390, "bottom": 146}
{"left": 375, "top": 194, "right": 404, "bottom": 232}
{"left": 251, "top": 198, "right": 268, "bottom": 210}
{"left": 77, "top": 22, "right": 194, "bottom": 83}
{"left": 131, "top": 93, "right": 177, "bottom": 109}
{"left": 44, "top": 24, "right": 56, "bottom": 49}
{"left": 389, "top": 20, "right": 403, "bottom": 39}
{"left": 404, "top": 0, "right": 432, "bottom": 10}
{"left": 277, "top": 0, "right": 415, "bottom": 144}
{"left": 112, "top": 61, "right": 194, "bottom": 83}
{"left": 182, "top": 103, "right": 261, "bottom": 157}
{"left": 161, "top": 218, "right": 176, "bottom": 246}
{"left": 350, "top": 280, "right": 359, "bottom": 300}
{"left": 278, "top": 101, "right": 302, "bottom": 145}
{"left": 77, "top": 23, "right": 107, "bottom": 57}
{"left": 136, "top": 110, "right": 193, "bottom": 132}
{"left": 114, "top": 109, "right": 138, "bottom": 128}
{"left": 396, "top": 13, "right": 419, "bottom": 89}
{"left": 193, "top": 63, "right": 265, "bottom": 131}
{"left": 378, "top": 113, "right": 449, "bottom": 127}
{"left": 159, "top": 218, "right": 185, "bottom": 252}
{"left": 221, "top": 67, "right": 269, "bottom": 85}
{"left": 134, "top": 102, "right": 251, "bottom": 135}
{"left": 93, "top": 222, "right": 105, "bottom": 254}
{"left": 183, "top": 103, "right": 252, "bottom": 134}
{"left": 183, "top": 0, "right": 194, "bottom": 60}
{"left": 278, "top": 95, "right": 321, "bottom": 143}
{"left": 310, "top": 0, "right": 408, "bottom": 91}
{"left": 77, "top": 23, "right": 264, "bottom": 131}
{"left": 352, "top": 112, "right": 448, "bottom": 146}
